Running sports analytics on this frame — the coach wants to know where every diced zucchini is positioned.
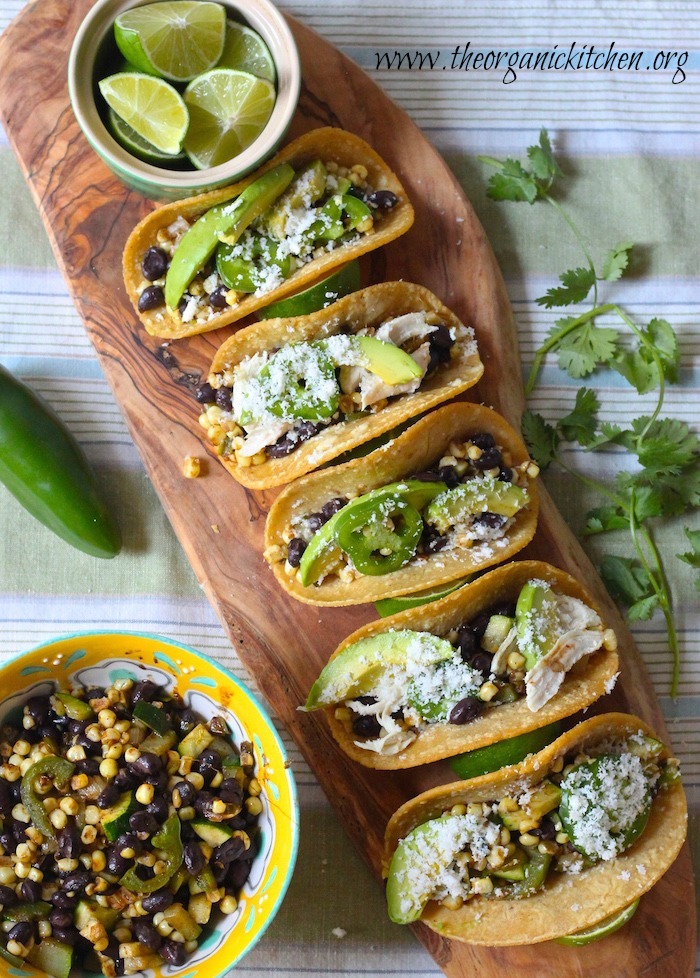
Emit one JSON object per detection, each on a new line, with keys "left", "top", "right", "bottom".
{"left": 188, "top": 892, "right": 213, "bottom": 925}
{"left": 188, "top": 865, "right": 217, "bottom": 895}
{"left": 27, "top": 938, "right": 73, "bottom": 978}
{"left": 55, "top": 692, "right": 94, "bottom": 721}
{"left": 133, "top": 701, "right": 172, "bottom": 735}
{"left": 191, "top": 819, "right": 233, "bottom": 847}
{"left": 491, "top": 849, "right": 527, "bottom": 881}
{"left": 102, "top": 791, "right": 137, "bottom": 843}
{"left": 222, "top": 753, "right": 242, "bottom": 772}
{"left": 178, "top": 724, "right": 214, "bottom": 758}
{"left": 481, "top": 615, "right": 514, "bottom": 653}
{"left": 209, "top": 734, "right": 237, "bottom": 758}
{"left": 3, "top": 900, "right": 52, "bottom": 921}
{"left": 74, "top": 899, "right": 119, "bottom": 932}
{"left": 163, "top": 903, "right": 202, "bottom": 941}
{"left": 140, "top": 730, "right": 177, "bottom": 756}
{"left": 523, "top": 781, "right": 562, "bottom": 820}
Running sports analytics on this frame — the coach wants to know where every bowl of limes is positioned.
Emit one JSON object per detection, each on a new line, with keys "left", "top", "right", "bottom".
{"left": 68, "top": 0, "right": 301, "bottom": 199}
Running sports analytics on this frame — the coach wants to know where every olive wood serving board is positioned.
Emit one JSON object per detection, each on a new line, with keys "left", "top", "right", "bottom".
{"left": 0, "top": 2, "right": 695, "bottom": 974}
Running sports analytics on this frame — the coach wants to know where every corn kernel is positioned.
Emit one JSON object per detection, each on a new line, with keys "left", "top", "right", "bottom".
{"left": 183, "top": 455, "right": 201, "bottom": 479}
{"left": 135, "top": 784, "right": 154, "bottom": 806}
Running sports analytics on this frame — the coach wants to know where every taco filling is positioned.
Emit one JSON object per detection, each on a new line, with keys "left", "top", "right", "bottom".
{"left": 267, "top": 432, "right": 536, "bottom": 587}
{"left": 307, "top": 580, "right": 617, "bottom": 756}
{"left": 198, "top": 311, "right": 475, "bottom": 464}
{"left": 386, "top": 733, "right": 679, "bottom": 925}
{"left": 135, "top": 158, "right": 400, "bottom": 327}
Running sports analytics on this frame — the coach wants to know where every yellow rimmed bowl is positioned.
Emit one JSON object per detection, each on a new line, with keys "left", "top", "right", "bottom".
{"left": 0, "top": 630, "right": 299, "bottom": 978}
{"left": 67, "top": 0, "right": 301, "bottom": 199}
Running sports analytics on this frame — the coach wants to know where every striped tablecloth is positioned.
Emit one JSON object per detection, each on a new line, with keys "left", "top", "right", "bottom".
{"left": 1, "top": 1, "right": 698, "bottom": 974}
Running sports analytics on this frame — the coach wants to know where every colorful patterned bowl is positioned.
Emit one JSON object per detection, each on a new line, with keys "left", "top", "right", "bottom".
{"left": 67, "top": 0, "right": 301, "bottom": 199}
{"left": 0, "top": 630, "right": 299, "bottom": 978}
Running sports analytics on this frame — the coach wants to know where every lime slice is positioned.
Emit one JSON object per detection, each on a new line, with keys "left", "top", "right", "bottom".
{"left": 183, "top": 68, "right": 276, "bottom": 169}
{"left": 375, "top": 575, "right": 473, "bottom": 618}
{"left": 218, "top": 20, "right": 276, "bottom": 83}
{"left": 114, "top": 1, "right": 226, "bottom": 83}
{"left": 449, "top": 722, "right": 562, "bottom": 781}
{"left": 108, "top": 108, "right": 186, "bottom": 163}
{"left": 555, "top": 900, "right": 640, "bottom": 945}
{"left": 258, "top": 261, "right": 361, "bottom": 319}
{"left": 99, "top": 73, "right": 189, "bottom": 155}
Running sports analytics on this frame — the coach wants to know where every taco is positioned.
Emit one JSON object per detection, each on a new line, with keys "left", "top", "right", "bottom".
{"left": 264, "top": 402, "right": 539, "bottom": 606}
{"left": 123, "top": 127, "right": 415, "bottom": 339}
{"left": 304, "top": 560, "right": 619, "bottom": 769}
{"left": 383, "top": 712, "right": 687, "bottom": 944}
{"left": 198, "top": 281, "right": 483, "bottom": 488}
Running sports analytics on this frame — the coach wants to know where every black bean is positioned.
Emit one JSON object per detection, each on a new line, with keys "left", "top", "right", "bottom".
{"left": 146, "top": 795, "right": 169, "bottom": 823}
{"left": 141, "top": 247, "right": 169, "bottom": 281}
{"left": 0, "top": 781, "right": 11, "bottom": 817}
{"left": 469, "top": 652, "right": 493, "bottom": 676}
{"left": 52, "top": 925, "right": 80, "bottom": 946}
{"left": 0, "top": 830, "right": 14, "bottom": 853}
{"left": 534, "top": 819, "right": 557, "bottom": 841}
{"left": 129, "top": 811, "right": 158, "bottom": 835}
{"left": 286, "top": 537, "right": 306, "bottom": 567}
{"left": 456, "top": 625, "right": 477, "bottom": 659}
{"left": 115, "top": 832, "right": 140, "bottom": 852}
{"left": 199, "top": 748, "right": 222, "bottom": 771}
{"left": 470, "top": 613, "right": 491, "bottom": 640}
{"left": 174, "top": 780, "right": 195, "bottom": 807}
{"left": 141, "top": 890, "right": 174, "bottom": 914}
{"left": 470, "top": 432, "right": 496, "bottom": 451}
{"left": 209, "top": 716, "right": 229, "bottom": 736}
{"left": 160, "top": 940, "right": 186, "bottom": 966}
{"left": 320, "top": 497, "right": 347, "bottom": 521}
{"left": 214, "top": 836, "right": 245, "bottom": 865}
{"left": 352, "top": 715, "right": 381, "bottom": 738}
{"left": 194, "top": 792, "right": 215, "bottom": 818}
{"left": 429, "top": 323, "right": 454, "bottom": 352}
{"left": 132, "top": 680, "right": 159, "bottom": 705}
{"left": 77, "top": 758, "right": 101, "bottom": 778}
{"left": 209, "top": 285, "right": 229, "bottom": 309}
{"left": 448, "top": 697, "right": 483, "bottom": 725}
{"left": 437, "top": 464, "right": 460, "bottom": 488}
{"left": 61, "top": 870, "right": 91, "bottom": 894}
{"left": 267, "top": 421, "right": 321, "bottom": 458}
{"left": 412, "top": 469, "right": 443, "bottom": 483}
{"left": 129, "top": 752, "right": 162, "bottom": 779}
{"left": 49, "top": 910, "right": 73, "bottom": 929}
{"left": 133, "top": 918, "right": 162, "bottom": 951}
{"left": 8, "top": 921, "right": 33, "bottom": 944}
{"left": 138, "top": 285, "right": 165, "bottom": 312}
{"left": 76, "top": 733, "right": 101, "bottom": 756}
{"left": 113, "top": 768, "right": 137, "bottom": 792}
{"left": 367, "top": 189, "right": 398, "bottom": 209}
{"left": 0, "top": 884, "right": 16, "bottom": 906}
{"left": 175, "top": 709, "right": 198, "bottom": 735}
{"left": 56, "top": 823, "right": 81, "bottom": 860}
{"left": 25, "top": 696, "right": 50, "bottom": 721}
{"left": 423, "top": 530, "right": 447, "bottom": 554}
{"left": 12, "top": 822, "right": 27, "bottom": 844}
{"left": 67, "top": 719, "right": 88, "bottom": 738}
{"left": 215, "top": 387, "right": 233, "bottom": 411}
{"left": 346, "top": 184, "right": 367, "bottom": 202}
{"left": 474, "top": 512, "right": 507, "bottom": 530}
{"left": 183, "top": 840, "right": 205, "bottom": 875}
{"left": 51, "top": 891, "right": 75, "bottom": 910}
{"left": 355, "top": 695, "right": 378, "bottom": 706}
{"left": 106, "top": 849, "right": 129, "bottom": 876}
{"left": 195, "top": 382, "right": 216, "bottom": 404}
{"left": 498, "top": 465, "right": 514, "bottom": 483}
{"left": 227, "top": 859, "right": 253, "bottom": 890}
{"left": 19, "top": 879, "right": 42, "bottom": 902}
{"left": 219, "top": 778, "right": 243, "bottom": 805}
{"left": 97, "top": 784, "right": 120, "bottom": 809}
{"left": 473, "top": 447, "right": 503, "bottom": 471}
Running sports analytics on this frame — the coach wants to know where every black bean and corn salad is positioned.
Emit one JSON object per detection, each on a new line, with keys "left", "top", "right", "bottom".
{"left": 136, "top": 158, "right": 400, "bottom": 326}
{"left": 267, "top": 431, "right": 538, "bottom": 588}
{"left": 0, "top": 679, "right": 262, "bottom": 977}
{"left": 307, "top": 579, "right": 617, "bottom": 756}
{"left": 386, "top": 733, "right": 679, "bottom": 924}
{"left": 196, "top": 312, "right": 474, "bottom": 466}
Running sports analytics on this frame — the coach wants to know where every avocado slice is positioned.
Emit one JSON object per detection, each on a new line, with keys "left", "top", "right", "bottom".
{"left": 424, "top": 479, "right": 529, "bottom": 535}
{"left": 164, "top": 163, "right": 295, "bottom": 309}
{"left": 515, "top": 579, "right": 559, "bottom": 671}
{"left": 306, "top": 629, "right": 453, "bottom": 709}
{"left": 263, "top": 160, "right": 327, "bottom": 239}
{"left": 355, "top": 335, "right": 423, "bottom": 385}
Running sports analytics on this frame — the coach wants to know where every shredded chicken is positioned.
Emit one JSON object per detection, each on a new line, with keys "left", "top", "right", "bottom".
{"left": 526, "top": 628, "right": 604, "bottom": 711}
{"left": 236, "top": 419, "right": 294, "bottom": 457}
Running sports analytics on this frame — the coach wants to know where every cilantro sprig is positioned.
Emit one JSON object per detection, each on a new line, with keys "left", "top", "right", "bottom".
{"left": 482, "top": 131, "right": 698, "bottom": 696}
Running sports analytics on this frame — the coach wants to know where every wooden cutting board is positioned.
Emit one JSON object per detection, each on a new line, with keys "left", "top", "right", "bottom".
{"left": 0, "top": 2, "right": 695, "bottom": 974}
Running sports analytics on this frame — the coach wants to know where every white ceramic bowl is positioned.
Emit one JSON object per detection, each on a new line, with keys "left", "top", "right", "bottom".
{"left": 68, "top": 0, "right": 301, "bottom": 199}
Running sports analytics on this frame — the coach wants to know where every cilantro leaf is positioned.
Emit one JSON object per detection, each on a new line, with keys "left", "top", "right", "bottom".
{"left": 556, "top": 323, "right": 619, "bottom": 377}
{"left": 486, "top": 159, "right": 539, "bottom": 204}
{"left": 600, "top": 555, "right": 660, "bottom": 619}
{"left": 634, "top": 418, "right": 699, "bottom": 476}
{"left": 613, "top": 319, "right": 679, "bottom": 393}
{"left": 678, "top": 528, "right": 700, "bottom": 590}
{"left": 585, "top": 506, "right": 629, "bottom": 535}
{"left": 526, "top": 129, "right": 561, "bottom": 188}
{"left": 536, "top": 267, "right": 596, "bottom": 309}
{"left": 521, "top": 411, "right": 559, "bottom": 469}
{"left": 602, "top": 242, "right": 634, "bottom": 282}
{"left": 558, "top": 387, "right": 599, "bottom": 445}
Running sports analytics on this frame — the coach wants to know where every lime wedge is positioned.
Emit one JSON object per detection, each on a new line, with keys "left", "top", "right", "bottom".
{"left": 183, "top": 68, "right": 276, "bottom": 169}
{"left": 114, "top": 1, "right": 226, "bottom": 83}
{"left": 375, "top": 575, "right": 473, "bottom": 618}
{"left": 555, "top": 900, "right": 640, "bottom": 945}
{"left": 108, "top": 108, "right": 186, "bottom": 163}
{"left": 258, "top": 261, "right": 361, "bottom": 319}
{"left": 98, "top": 73, "right": 189, "bottom": 155}
{"left": 218, "top": 20, "right": 276, "bottom": 83}
{"left": 449, "top": 722, "right": 562, "bottom": 781}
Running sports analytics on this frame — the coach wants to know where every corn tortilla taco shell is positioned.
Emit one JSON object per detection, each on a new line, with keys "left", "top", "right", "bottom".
{"left": 123, "top": 127, "right": 415, "bottom": 339}
{"left": 383, "top": 712, "right": 688, "bottom": 945}
{"left": 318, "top": 559, "right": 619, "bottom": 769}
{"left": 207, "top": 281, "right": 484, "bottom": 488}
{"left": 264, "top": 401, "right": 539, "bottom": 606}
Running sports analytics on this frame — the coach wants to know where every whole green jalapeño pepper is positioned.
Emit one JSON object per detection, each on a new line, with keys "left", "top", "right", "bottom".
{"left": 120, "top": 813, "right": 183, "bottom": 893}
{"left": 334, "top": 494, "right": 423, "bottom": 575}
{"left": 0, "top": 365, "right": 121, "bottom": 558}
{"left": 20, "top": 756, "right": 75, "bottom": 840}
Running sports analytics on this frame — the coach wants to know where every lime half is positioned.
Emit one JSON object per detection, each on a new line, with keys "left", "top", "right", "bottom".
{"left": 114, "top": 1, "right": 226, "bottom": 82}
{"left": 218, "top": 20, "right": 276, "bottom": 83}
{"left": 99, "top": 73, "right": 189, "bottom": 155}
{"left": 555, "top": 900, "right": 640, "bottom": 945}
{"left": 183, "top": 68, "right": 276, "bottom": 169}
{"left": 258, "top": 261, "right": 361, "bottom": 320}
{"left": 108, "top": 108, "right": 186, "bottom": 163}
{"left": 449, "top": 722, "right": 563, "bottom": 781}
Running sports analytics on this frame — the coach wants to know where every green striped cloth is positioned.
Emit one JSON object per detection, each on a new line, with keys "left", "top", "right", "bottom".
{"left": 0, "top": 1, "right": 698, "bottom": 974}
